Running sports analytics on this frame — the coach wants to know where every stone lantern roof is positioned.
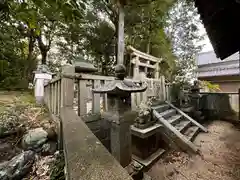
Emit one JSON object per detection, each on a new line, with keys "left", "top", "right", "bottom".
{"left": 93, "top": 64, "right": 147, "bottom": 95}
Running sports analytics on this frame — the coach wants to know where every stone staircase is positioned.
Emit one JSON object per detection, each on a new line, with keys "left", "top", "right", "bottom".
{"left": 152, "top": 102, "right": 208, "bottom": 153}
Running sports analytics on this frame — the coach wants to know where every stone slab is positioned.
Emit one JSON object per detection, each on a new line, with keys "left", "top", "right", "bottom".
{"left": 132, "top": 148, "right": 165, "bottom": 167}
{"left": 131, "top": 124, "right": 162, "bottom": 138}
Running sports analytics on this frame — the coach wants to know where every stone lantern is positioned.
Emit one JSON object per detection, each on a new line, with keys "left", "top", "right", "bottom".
{"left": 33, "top": 64, "right": 53, "bottom": 104}
{"left": 93, "top": 64, "right": 147, "bottom": 167}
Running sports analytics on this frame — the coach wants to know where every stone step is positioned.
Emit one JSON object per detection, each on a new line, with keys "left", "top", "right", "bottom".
{"left": 132, "top": 148, "right": 166, "bottom": 167}
{"left": 167, "top": 114, "right": 183, "bottom": 125}
{"left": 152, "top": 104, "right": 170, "bottom": 113}
{"left": 159, "top": 109, "right": 176, "bottom": 119}
{"left": 175, "top": 120, "right": 191, "bottom": 133}
{"left": 184, "top": 126, "right": 200, "bottom": 142}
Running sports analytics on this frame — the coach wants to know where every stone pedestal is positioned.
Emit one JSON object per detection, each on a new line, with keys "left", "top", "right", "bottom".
{"left": 131, "top": 124, "right": 165, "bottom": 167}
{"left": 111, "top": 120, "right": 132, "bottom": 167}
{"left": 102, "top": 94, "right": 132, "bottom": 167}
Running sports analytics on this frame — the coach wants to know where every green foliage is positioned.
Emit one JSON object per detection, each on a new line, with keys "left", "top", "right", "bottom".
{"left": 0, "top": 0, "right": 87, "bottom": 88}
{"left": 200, "top": 81, "right": 221, "bottom": 92}
{"left": 166, "top": 0, "right": 203, "bottom": 82}
{"left": 1, "top": 0, "right": 203, "bottom": 89}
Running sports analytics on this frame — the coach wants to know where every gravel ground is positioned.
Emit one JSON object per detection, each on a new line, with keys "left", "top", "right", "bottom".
{"left": 148, "top": 120, "right": 240, "bottom": 180}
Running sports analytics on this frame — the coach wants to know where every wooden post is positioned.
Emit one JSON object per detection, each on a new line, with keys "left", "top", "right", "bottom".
{"left": 61, "top": 66, "right": 75, "bottom": 108}
{"left": 117, "top": 3, "right": 125, "bottom": 65}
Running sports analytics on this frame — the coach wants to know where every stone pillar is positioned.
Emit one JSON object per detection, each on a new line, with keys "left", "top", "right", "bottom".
{"left": 117, "top": 4, "right": 125, "bottom": 65}
{"left": 133, "top": 56, "right": 140, "bottom": 79}
{"left": 155, "top": 62, "right": 159, "bottom": 79}
{"left": 107, "top": 94, "right": 132, "bottom": 167}
{"left": 61, "top": 66, "right": 75, "bottom": 108}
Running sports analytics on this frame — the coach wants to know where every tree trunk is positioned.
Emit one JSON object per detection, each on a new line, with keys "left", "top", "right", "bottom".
{"left": 37, "top": 35, "right": 49, "bottom": 65}
{"left": 41, "top": 50, "right": 47, "bottom": 65}
{"left": 24, "top": 36, "right": 35, "bottom": 82}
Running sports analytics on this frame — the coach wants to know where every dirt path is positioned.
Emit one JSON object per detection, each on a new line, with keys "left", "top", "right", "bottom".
{"left": 148, "top": 120, "right": 240, "bottom": 180}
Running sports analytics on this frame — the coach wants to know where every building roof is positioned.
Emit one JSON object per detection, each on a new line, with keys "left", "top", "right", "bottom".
{"left": 197, "top": 51, "right": 239, "bottom": 66}
{"left": 196, "top": 51, "right": 239, "bottom": 78}
{"left": 194, "top": 0, "right": 240, "bottom": 59}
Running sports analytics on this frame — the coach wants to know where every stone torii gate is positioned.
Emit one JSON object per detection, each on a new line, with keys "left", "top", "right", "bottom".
{"left": 127, "top": 46, "right": 162, "bottom": 79}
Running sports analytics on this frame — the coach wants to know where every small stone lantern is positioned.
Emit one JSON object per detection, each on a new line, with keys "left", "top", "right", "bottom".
{"left": 190, "top": 80, "right": 201, "bottom": 110}
{"left": 33, "top": 64, "right": 53, "bottom": 104}
{"left": 93, "top": 64, "right": 147, "bottom": 167}
{"left": 70, "top": 55, "right": 97, "bottom": 73}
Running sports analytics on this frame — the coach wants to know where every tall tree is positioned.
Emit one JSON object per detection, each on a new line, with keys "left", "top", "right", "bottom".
{"left": 166, "top": 0, "right": 203, "bottom": 82}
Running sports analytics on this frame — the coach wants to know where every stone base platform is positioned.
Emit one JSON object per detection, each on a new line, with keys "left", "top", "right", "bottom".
{"left": 131, "top": 123, "right": 166, "bottom": 168}
{"left": 132, "top": 148, "right": 165, "bottom": 167}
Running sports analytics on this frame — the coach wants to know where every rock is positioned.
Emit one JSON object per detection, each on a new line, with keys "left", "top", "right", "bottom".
{"left": 46, "top": 127, "right": 57, "bottom": 141}
{"left": 41, "top": 141, "right": 57, "bottom": 155}
{"left": 0, "top": 150, "right": 35, "bottom": 180}
{"left": 0, "top": 143, "right": 22, "bottom": 162}
{"left": 22, "top": 128, "right": 48, "bottom": 150}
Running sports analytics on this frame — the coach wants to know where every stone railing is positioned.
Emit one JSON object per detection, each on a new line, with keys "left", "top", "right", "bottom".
{"left": 44, "top": 66, "right": 133, "bottom": 180}
{"left": 43, "top": 65, "right": 171, "bottom": 179}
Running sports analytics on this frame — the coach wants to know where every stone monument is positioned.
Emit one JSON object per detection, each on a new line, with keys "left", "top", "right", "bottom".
{"left": 189, "top": 80, "right": 201, "bottom": 110}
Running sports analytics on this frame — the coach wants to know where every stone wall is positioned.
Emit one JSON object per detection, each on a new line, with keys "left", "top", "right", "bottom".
{"left": 200, "top": 93, "right": 238, "bottom": 120}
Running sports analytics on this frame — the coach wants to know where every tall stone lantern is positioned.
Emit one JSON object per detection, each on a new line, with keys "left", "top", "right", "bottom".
{"left": 93, "top": 65, "right": 147, "bottom": 167}
{"left": 93, "top": 0, "right": 147, "bottom": 168}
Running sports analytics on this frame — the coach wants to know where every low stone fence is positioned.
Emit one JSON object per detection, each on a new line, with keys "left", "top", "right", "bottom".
{"left": 43, "top": 66, "right": 133, "bottom": 179}
{"left": 43, "top": 65, "right": 172, "bottom": 179}
{"left": 200, "top": 92, "right": 239, "bottom": 120}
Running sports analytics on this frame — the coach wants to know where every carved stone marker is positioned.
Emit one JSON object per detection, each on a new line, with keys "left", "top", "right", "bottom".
{"left": 93, "top": 64, "right": 147, "bottom": 167}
